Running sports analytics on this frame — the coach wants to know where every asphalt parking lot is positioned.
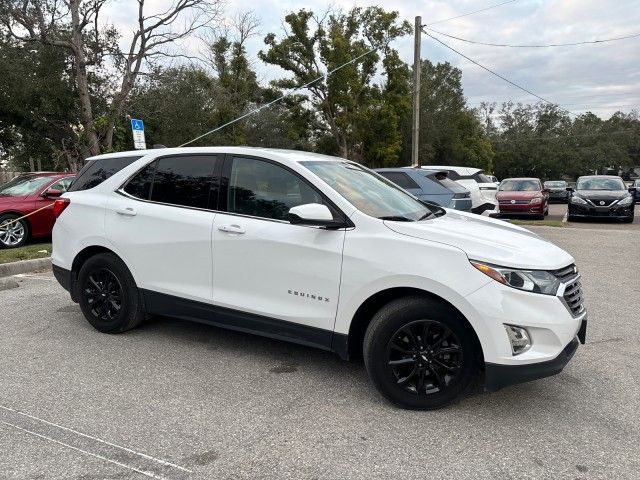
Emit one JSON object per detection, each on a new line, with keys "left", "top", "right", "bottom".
{"left": 1, "top": 225, "right": 639, "bottom": 479}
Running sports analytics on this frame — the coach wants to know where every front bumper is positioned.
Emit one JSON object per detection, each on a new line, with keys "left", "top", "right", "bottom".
{"left": 498, "top": 203, "right": 544, "bottom": 215}
{"left": 568, "top": 202, "right": 633, "bottom": 219}
{"left": 485, "top": 321, "right": 585, "bottom": 391}
{"left": 548, "top": 191, "right": 569, "bottom": 202}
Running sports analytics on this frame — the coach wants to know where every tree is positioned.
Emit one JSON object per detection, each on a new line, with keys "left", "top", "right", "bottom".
{"left": 413, "top": 60, "right": 493, "bottom": 171}
{"left": 259, "top": 7, "right": 412, "bottom": 162}
{"left": 0, "top": 0, "right": 222, "bottom": 157}
{"left": 0, "top": 34, "right": 79, "bottom": 171}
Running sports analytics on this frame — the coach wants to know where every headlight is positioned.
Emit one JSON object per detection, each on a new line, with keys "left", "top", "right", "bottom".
{"left": 618, "top": 196, "right": 633, "bottom": 206}
{"left": 529, "top": 197, "right": 542, "bottom": 204}
{"left": 471, "top": 261, "right": 561, "bottom": 295}
{"left": 570, "top": 196, "right": 587, "bottom": 205}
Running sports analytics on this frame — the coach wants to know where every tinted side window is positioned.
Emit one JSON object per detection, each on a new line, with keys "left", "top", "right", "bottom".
{"left": 123, "top": 163, "right": 156, "bottom": 200}
{"left": 150, "top": 155, "right": 219, "bottom": 209}
{"left": 68, "top": 156, "right": 142, "bottom": 192}
{"left": 228, "top": 157, "right": 323, "bottom": 221}
{"left": 446, "top": 171, "right": 460, "bottom": 180}
{"left": 378, "top": 172, "right": 420, "bottom": 189}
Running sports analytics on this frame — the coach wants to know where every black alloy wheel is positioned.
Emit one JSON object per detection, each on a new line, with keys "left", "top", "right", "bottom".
{"left": 387, "top": 320, "right": 463, "bottom": 395}
{"left": 364, "top": 297, "right": 477, "bottom": 410}
{"left": 77, "top": 252, "right": 145, "bottom": 333}
{"left": 83, "top": 268, "right": 123, "bottom": 321}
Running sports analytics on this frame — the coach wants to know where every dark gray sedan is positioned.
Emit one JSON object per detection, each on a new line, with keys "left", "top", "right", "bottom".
{"left": 544, "top": 180, "right": 569, "bottom": 202}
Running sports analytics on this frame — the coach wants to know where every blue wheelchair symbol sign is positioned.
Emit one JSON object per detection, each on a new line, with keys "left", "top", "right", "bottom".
{"left": 131, "top": 119, "right": 144, "bottom": 131}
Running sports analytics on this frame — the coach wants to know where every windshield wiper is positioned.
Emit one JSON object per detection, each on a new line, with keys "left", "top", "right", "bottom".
{"left": 418, "top": 211, "right": 436, "bottom": 220}
{"left": 378, "top": 215, "right": 414, "bottom": 222}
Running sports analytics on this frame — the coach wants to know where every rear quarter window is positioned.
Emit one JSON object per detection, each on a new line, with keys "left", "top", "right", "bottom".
{"left": 68, "top": 156, "right": 142, "bottom": 192}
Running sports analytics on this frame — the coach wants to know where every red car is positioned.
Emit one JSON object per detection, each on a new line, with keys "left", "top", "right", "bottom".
{"left": 496, "top": 177, "right": 549, "bottom": 219}
{"left": 0, "top": 172, "right": 75, "bottom": 248}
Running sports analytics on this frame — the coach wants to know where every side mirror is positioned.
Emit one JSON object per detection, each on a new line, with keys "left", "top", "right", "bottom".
{"left": 542, "top": 188, "right": 549, "bottom": 193}
{"left": 629, "top": 187, "right": 637, "bottom": 193}
{"left": 566, "top": 187, "right": 574, "bottom": 192}
{"left": 42, "top": 188, "right": 63, "bottom": 198}
{"left": 288, "top": 203, "right": 343, "bottom": 228}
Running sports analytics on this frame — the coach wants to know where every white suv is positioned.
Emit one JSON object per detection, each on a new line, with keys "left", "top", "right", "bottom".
{"left": 52, "top": 147, "right": 586, "bottom": 409}
{"left": 421, "top": 165, "right": 499, "bottom": 216}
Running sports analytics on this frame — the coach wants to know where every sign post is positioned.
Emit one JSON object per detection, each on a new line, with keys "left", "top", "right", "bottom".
{"left": 131, "top": 118, "right": 146, "bottom": 150}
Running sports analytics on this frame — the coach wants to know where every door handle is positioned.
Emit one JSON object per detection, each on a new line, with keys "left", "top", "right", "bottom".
{"left": 115, "top": 207, "right": 137, "bottom": 217}
{"left": 218, "top": 224, "right": 245, "bottom": 234}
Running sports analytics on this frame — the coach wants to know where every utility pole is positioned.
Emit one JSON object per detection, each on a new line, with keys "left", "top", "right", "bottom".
{"left": 411, "top": 16, "right": 422, "bottom": 167}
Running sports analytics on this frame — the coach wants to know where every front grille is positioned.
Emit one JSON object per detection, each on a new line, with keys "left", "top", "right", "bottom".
{"left": 551, "top": 264, "right": 578, "bottom": 282}
{"left": 499, "top": 199, "right": 529, "bottom": 205}
{"left": 587, "top": 198, "right": 615, "bottom": 207}
{"left": 562, "top": 278, "right": 585, "bottom": 317}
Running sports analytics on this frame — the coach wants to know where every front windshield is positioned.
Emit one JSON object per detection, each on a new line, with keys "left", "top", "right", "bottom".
{"left": 577, "top": 177, "right": 625, "bottom": 191}
{"left": 301, "top": 161, "right": 435, "bottom": 221}
{"left": 0, "top": 175, "right": 56, "bottom": 197}
{"left": 499, "top": 179, "right": 540, "bottom": 191}
{"left": 544, "top": 181, "right": 566, "bottom": 188}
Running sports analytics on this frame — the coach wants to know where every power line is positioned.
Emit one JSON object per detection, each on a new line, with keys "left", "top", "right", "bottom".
{"left": 425, "top": 28, "right": 640, "bottom": 48}
{"left": 425, "top": 0, "right": 518, "bottom": 26}
{"left": 424, "top": 31, "right": 578, "bottom": 117}
{"left": 177, "top": 1, "right": 521, "bottom": 147}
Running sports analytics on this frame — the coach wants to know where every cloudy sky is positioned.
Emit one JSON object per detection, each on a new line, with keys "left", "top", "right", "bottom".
{"left": 104, "top": 0, "right": 640, "bottom": 118}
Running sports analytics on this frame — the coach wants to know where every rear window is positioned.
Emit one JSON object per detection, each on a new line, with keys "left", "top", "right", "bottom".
{"left": 68, "top": 155, "right": 142, "bottom": 192}
{"left": 378, "top": 172, "right": 420, "bottom": 189}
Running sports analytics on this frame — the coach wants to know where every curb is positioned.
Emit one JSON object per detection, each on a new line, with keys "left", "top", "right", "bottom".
{"left": 0, "top": 257, "right": 52, "bottom": 278}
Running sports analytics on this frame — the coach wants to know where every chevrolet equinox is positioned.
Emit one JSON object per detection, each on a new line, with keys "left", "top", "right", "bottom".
{"left": 52, "top": 147, "right": 587, "bottom": 409}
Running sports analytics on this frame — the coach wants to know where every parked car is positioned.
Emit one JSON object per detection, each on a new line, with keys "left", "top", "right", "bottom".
{"left": 487, "top": 175, "right": 499, "bottom": 185}
{"left": 497, "top": 178, "right": 549, "bottom": 219}
{"left": 568, "top": 175, "right": 635, "bottom": 223}
{"left": 544, "top": 180, "right": 569, "bottom": 203}
{"left": 420, "top": 165, "right": 499, "bottom": 216}
{"left": 52, "top": 147, "right": 587, "bottom": 410}
{"left": 0, "top": 172, "right": 75, "bottom": 248}
{"left": 632, "top": 179, "right": 640, "bottom": 203}
{"left": 375, "top": 168, "right": 472, "bottom": 211}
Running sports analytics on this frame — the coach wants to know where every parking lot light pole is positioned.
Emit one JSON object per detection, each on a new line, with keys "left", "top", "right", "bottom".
{"left": 411, "top": 16, "right": 422, "bottom": 168}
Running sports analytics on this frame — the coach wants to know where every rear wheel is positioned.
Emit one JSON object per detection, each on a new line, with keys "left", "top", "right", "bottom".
{"left": 0, "top": 214, "right": 29, "bottom": 249}
{"left": 77, "top": 253, "right": 145, "bottom": 333}
{"left": 363, "top": 297, "right": 478, "bottom": 410}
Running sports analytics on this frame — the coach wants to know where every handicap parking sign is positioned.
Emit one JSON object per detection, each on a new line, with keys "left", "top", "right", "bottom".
{"left": 130, "top": 118, "right": 146, "bottom": 150}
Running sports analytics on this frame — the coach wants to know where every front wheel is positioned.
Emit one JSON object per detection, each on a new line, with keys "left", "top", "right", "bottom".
{"left": 622, "top": 216, "right": 634, "bottom": 224}
{"left": 363, "top": 297, "right": 478, "bottom": 410}
{"left": 77, "top": 253, "right": 145, "bottom": 333}
{"left": 0, "top": 214, "right": 29, "bottom": 249}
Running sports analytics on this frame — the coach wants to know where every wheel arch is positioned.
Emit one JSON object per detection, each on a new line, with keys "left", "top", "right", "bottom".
{"left": 70, "top": 245, "right": 122, "bottom": 301}
{"left": 340, "top": 287, "right": 484, "bottom": 364}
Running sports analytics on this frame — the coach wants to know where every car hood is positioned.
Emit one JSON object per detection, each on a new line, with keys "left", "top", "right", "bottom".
{"left": 384, "top": 210, "right": 574, "bottom": 270}
{"left": 575, "top": 190, "right": 629, "bottom": 200}
{"left": 496, "top": 191, "right": 541, "bottom": 200}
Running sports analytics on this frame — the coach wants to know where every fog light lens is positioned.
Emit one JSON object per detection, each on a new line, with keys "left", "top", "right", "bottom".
{"left": 504, "top": 325, "right": 531, "bottom": 355}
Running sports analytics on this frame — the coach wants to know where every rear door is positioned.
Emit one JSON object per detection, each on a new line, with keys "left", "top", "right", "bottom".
{"left": 211, "top": 155, "right": 346, "bottom": 335}
{"left": 105, "top": 154, "right": 221, "bottom": 303}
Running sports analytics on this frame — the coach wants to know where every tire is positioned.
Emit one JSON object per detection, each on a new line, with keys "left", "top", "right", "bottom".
{"left": 363, "top": 296, "right": 478, "bottom": 410}
{"left": 77, "top": 253, "right": 145, "bottom": 333}
{"left": 622, "top": 216, "right": 634, "bottom": 224}
{"left": 0, "top": 214, "right": 29, "bottom": 249}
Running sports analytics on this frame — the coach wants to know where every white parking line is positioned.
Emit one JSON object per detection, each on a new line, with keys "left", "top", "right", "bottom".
{"left": 0, "top": 405, "right": 192, "bottom": 474}
{"left": 1, "top": 420, "right": 167, "bottom": 479}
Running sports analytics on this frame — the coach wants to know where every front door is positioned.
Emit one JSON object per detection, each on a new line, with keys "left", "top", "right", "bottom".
{"left": 211, "top": 155, "right": 345, "bottom": 334}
